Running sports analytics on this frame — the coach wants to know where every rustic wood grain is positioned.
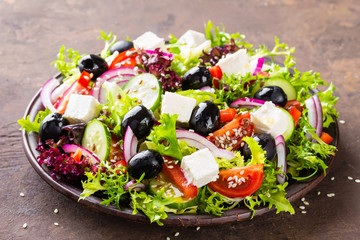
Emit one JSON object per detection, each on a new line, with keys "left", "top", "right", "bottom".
{"left": 0, "top": 0, "right": 359, "bottom": 239}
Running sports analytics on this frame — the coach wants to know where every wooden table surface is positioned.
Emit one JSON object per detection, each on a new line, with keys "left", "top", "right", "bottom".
{"left": 1, "top": 0, "right": 359, "bottom": 239}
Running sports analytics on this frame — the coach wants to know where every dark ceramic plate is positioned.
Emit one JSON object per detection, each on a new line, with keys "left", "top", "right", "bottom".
{"left": 21, "top": 88, "right": 339, "bottom": 227}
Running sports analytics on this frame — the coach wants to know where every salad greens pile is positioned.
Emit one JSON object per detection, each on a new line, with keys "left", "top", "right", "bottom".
{"left": 19, "top": 21, "right": 338, "bottom": 225}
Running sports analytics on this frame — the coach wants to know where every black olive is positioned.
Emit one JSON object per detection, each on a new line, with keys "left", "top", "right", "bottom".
{"left": 189, "top": 101, "right": 220, "bottom": 136}
{"left": 242, "top": 134, "right": 276, "bottom": 161}
{"left": 182, "top": 66, "right": 212, "bottom": 90}
{"left": 78, "top": 54, "right": 108, "bottom": 80}
{"left": 254, "top": 86, "right": 288, "bottom": 107}
{"left": 39, "top": 113, "right": 69, "bottom": 145}
{"left": 127, "top": 150, "right": 164, "bottom": 179}
{"left": 109, "top": 41, "right": 134, "bottom": 55}
{"left": 121, "top": 105, "right": 155, "bottom": 139}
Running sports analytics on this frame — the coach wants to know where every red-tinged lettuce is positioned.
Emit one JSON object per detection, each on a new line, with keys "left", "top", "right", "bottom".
{"left": 37, "top": 139, "right": 91, "bottom": 183}
{"left": 200, "top": 39, "right": 241, "bottom": 66}
{"left": 137, "top": 49, "right": 182, "bottom": 92}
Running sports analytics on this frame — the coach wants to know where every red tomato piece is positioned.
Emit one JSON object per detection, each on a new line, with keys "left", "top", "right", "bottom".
{"left": 208, "top": 65, "right": 222, "bottom": 89}
{"left": 115, "top": 160, "right": 127, "bottom": 174}
{"left": 220, "top": 108, "right": 237, "bottom": 123}
{"left": 284, "top": 100, "right": 303, "bottom": 112}
{"left": 207, "top": 112, "right": 254, "bottom": 150}
{"left": 208, "top": 164, "right": 264, "bottom": 198}
{"left": 70, "top": 147, "right": 82, "bottom": 162}
{"left": 289, "top": 107, "right": 302, "bottom": 127}
{"left": 109, "top": 48, "right": 138, "bottom": 69}
{"left": 161, "top": 156, "right": 198, "bottom": 200}
{"left": 320, "top": 132, "right": 333, "bottom": 144}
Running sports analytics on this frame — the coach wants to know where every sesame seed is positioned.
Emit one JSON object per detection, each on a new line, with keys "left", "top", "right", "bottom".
{"left": 20, "top": 192, "right": 25, "bottom": 197}
{"left": 339, "top": 120, "right": 345, "bottom": 124}
{"left": 299, "top": 206, "right": 305, "bottom": 210}
{"left": 174, "top": 232, "right": 179, "bottom": 237}
{"left": 301, "top": 197, "right": 305, "bottom": 202}
{"left": 166, "top": 237, "right": 171, "bottom": 240}
{"left": 196, "top": 226, "right": 200, "bottom": 231}
{"left": 348, "top": 176, "right": 353, "bottom": 180}
{"left": 317, "top": 191, "right": 321, "bottom": 195}
{"left": 301, "top": 210, "right": 307, "bottom": 214}
{"left": 303, "top": 201, "right": 309, "bottom": 206}
{"left": 22, "top": 223, "right": 28, "bottom": 229}
{"left": 355, "top": 179, "right": 360, "bottom": 183}
{"left": 327, "top": 193, "right": 335, "bottom": 198}
{"left": 54, "top": 222, "right": 59, "bottom": 226}
{"left": 54, "top": 209, "right": 59, "bottom": 214}
{"left": 331, "top": 177, "right": 335, "bottom": 181}
{"left": 240, "top": 170, "right": 244, "bottom": 175}
{"left": 168, "top": 165, "right": 174, "bottom": 169}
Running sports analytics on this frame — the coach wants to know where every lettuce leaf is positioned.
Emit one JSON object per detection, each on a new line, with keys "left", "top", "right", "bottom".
{"left": 317, "top": 83, "right": 339, "bottom": 127}
{"left": 17, "top": 108, "right": 51, "bottom": 133}
{"left": 176, "top": 89, "right": 217, "bottom": 104}
{"left": 51, "top": 45, "right": 82, "bottom": 79}
{"left": 98, "top": 31, "right": 117, "bottom": 59}
{"left": 147, "top": 114, "right": 182, "bottom": 160}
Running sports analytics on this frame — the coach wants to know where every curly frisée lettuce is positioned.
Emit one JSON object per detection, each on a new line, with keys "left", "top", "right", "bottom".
{"left": 18, "top": 108, "right": 51, "bottom": 133}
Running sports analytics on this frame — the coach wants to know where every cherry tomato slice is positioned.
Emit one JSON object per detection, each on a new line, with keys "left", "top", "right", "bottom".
{"left": 208, "top": 164, "right": 264, "bottom": 198}
{"left": 115, "top": 160, "right": 127, "bottom": 174}
{"left": 162, "top": 156, "right": 198, "bottom": 200}
{"left": 207, "top": 112, "right": 254, "bottom": 150}
{"left": 109, "top": 48, "right": 137, "bottom": 69}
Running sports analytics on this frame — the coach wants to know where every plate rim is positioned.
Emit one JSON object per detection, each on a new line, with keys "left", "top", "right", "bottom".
{"left": 21, "top": 89, "right": 339, "bottom": 227}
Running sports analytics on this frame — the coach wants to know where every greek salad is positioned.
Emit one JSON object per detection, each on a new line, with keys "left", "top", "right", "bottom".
{"left": 18, "top": 21, "right": 338, "bottom": 225}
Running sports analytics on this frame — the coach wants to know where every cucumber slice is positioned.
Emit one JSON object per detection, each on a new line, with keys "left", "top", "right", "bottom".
{"left": 123, "top": 73, "right": 162, "bottom": 111}
{"left": 275, "top": 106, "right": 295, "bottom": 142}
{"left": 149, "top": 173, "right": 200, "bottom": 209}
{"left": 251, "top": 78, "right": 297, "bottom": 100}
{"left": 81, "top": 119, "right": 111, "bottom": 161}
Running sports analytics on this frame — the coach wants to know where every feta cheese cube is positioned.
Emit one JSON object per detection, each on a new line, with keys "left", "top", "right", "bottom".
{"left": 216, "top": 49, "right": 250, "bottom": 76}
{"left": 178, "top": 30, "right": 211, "bottom": 57}
{"left": 181, "top": 148, "right": 219, "bottom": 188}
{"left": 161, "top": 92, "right": 197, "bottom": 123}
{"left": 251, "top": 101, "right": 288, "bottom": 138}
{"left": 133, "top": 31, "right": 165, "bottom": 51}
{"left": 64, "top": 94, "right": 101, "bottom": 123}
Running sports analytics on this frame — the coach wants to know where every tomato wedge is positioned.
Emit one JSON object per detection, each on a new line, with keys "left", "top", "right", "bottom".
{"left": 207, "top": 112, "right": 254, "bottom": 150}
{"left": 220, "top": 108, "right": 237, "bottom": 123}
{"left": 161, "top": 156, "right": 198, "bottom": 200}
{"left": 208, "top": 164, "right": 264, "bottom": 198}
{"left": 109, "top": 48, "right": 138, "bottom": 69}
{"left": 320, "top": 132, "right": 333, "bottom": 144}
{"left": 208, "top": 65, "right": 222, "bottom": 89}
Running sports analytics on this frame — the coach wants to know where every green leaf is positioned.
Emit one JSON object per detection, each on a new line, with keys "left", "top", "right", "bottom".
{"left": 147, "top": 114, "right": 182, "bottom": 160}
{"left": 243, "top": 136, "right": 266, "bottom": 166}
{"left": 259, "top": 191, "right": 295, "bottom": 214}
{"left": 98, "top": 31, "right": 117, "bottom": 59}
{"left": 17, "top": 108, "right": 51, "bottom": 133}
{"left": 317, "top": 83, "right": 339, "bottom": 127}
{"left": 176, "top": 89, "right": 217, "bottom": 104}
{"left": 51, "top": 46, "right": 83, "bottom": 78}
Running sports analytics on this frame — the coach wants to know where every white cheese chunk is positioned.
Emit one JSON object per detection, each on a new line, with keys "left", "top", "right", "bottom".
{"left": 178, "top": 30, "right": 211, "bottom": 57}
{"left": 133, "top": 31, "right": 165, "bottom": 51}
{"left": 216, "top": 49, "right": 250, "bottom": 76}
{"left": 64, "top": 94, "right": 101, "bottom": 124}
{"left": 251, "top": 101, "right": 288, "bottom": 138}
{"left": 161, "top": 92, "right": 197, "bottom": 123}
{"left": 181, "top": 148, "right": 219, "bottom": 188}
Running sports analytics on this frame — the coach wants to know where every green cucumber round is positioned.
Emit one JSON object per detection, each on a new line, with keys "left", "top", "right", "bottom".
{"left": 275, "top": 106, "right": 295, "bottom": 142}
{"left": 81, "top": 119, "right": 111, "bottom": 161}
{"left": 149, "top": 173, "right": 200, "bottom": 210}
{"left": 123, "top": 73, "right": 162, "bottom": 111}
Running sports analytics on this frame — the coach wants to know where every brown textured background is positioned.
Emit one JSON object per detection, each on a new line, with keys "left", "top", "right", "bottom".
{"left": 1, "top": 0, "right": 359, "bottom": 239}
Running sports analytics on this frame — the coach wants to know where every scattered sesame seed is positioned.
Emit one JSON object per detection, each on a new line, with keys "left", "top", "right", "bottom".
{"left": 348, "top": 176, "right": 353, "bottom": 180}
{"left": 301, "top": 210, "right": 307, "bottom": 214}
{"left": 166, "top": 237, "right": 170, "bottom": 240}
{"left": 196, "top": 226, "right": 200, "bottom": 231}
{"left": 22, "top": 223, "right": 27, "bottom": 229}
{"left": 339, "top": 120, "right": 345, "bottom": 124}
{"left": 303, "top": 201, "right": 309, "bottom": 206}
{"left": 355, "top": 179, "right": 360, "bottom": 183}
{"left": 327, "top": 193, "right": 335, "bottom": 198}
{"left": 301, "top": 197, "right": 305, "bottom": 202}
{"left": 54, "top": 222, "right": 59, "bottom": 226}
{"left": 299, "top": 206, "right": 305, "bottom": 210}
{"left": 20, "top": 192, "right": 25, "bottom": 197}
{"left": 54, "top": 209, "right": 59, "bottom": 214}
{"left": 331, "top": 177, "right": 335, "bottom": 181}
{"left": 174, "top": 232, "right": 179, "bottom": 237}
{"left": 317, "top": 191, "right": 321, "bottom": 196}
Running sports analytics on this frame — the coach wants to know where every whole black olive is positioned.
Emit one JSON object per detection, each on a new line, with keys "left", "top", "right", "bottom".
{"left": 127, "top": 150, "right": 164, "bottom": 179}
{"left": 189, "top": 101, "right": 220, "bottom": 136}
{"left": 254, "top": 86, "right": 288, "bottom": 107}
{"left": 182, "top": 66, "right": 212, "bottom": 90}
{"left": 78, "top": 54, "right": 108, "bottom": 80}
{"left": 109, "top": 41, "right": 134, "bottom": 55}
{"left": 242, "top": 134, "right": 276, "bottom": 161}
{"left": 39, "top": 113, "right": 69, "bottom": 145}
{"left": 121, "top": 105, "right": 155, "bottom": 139}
